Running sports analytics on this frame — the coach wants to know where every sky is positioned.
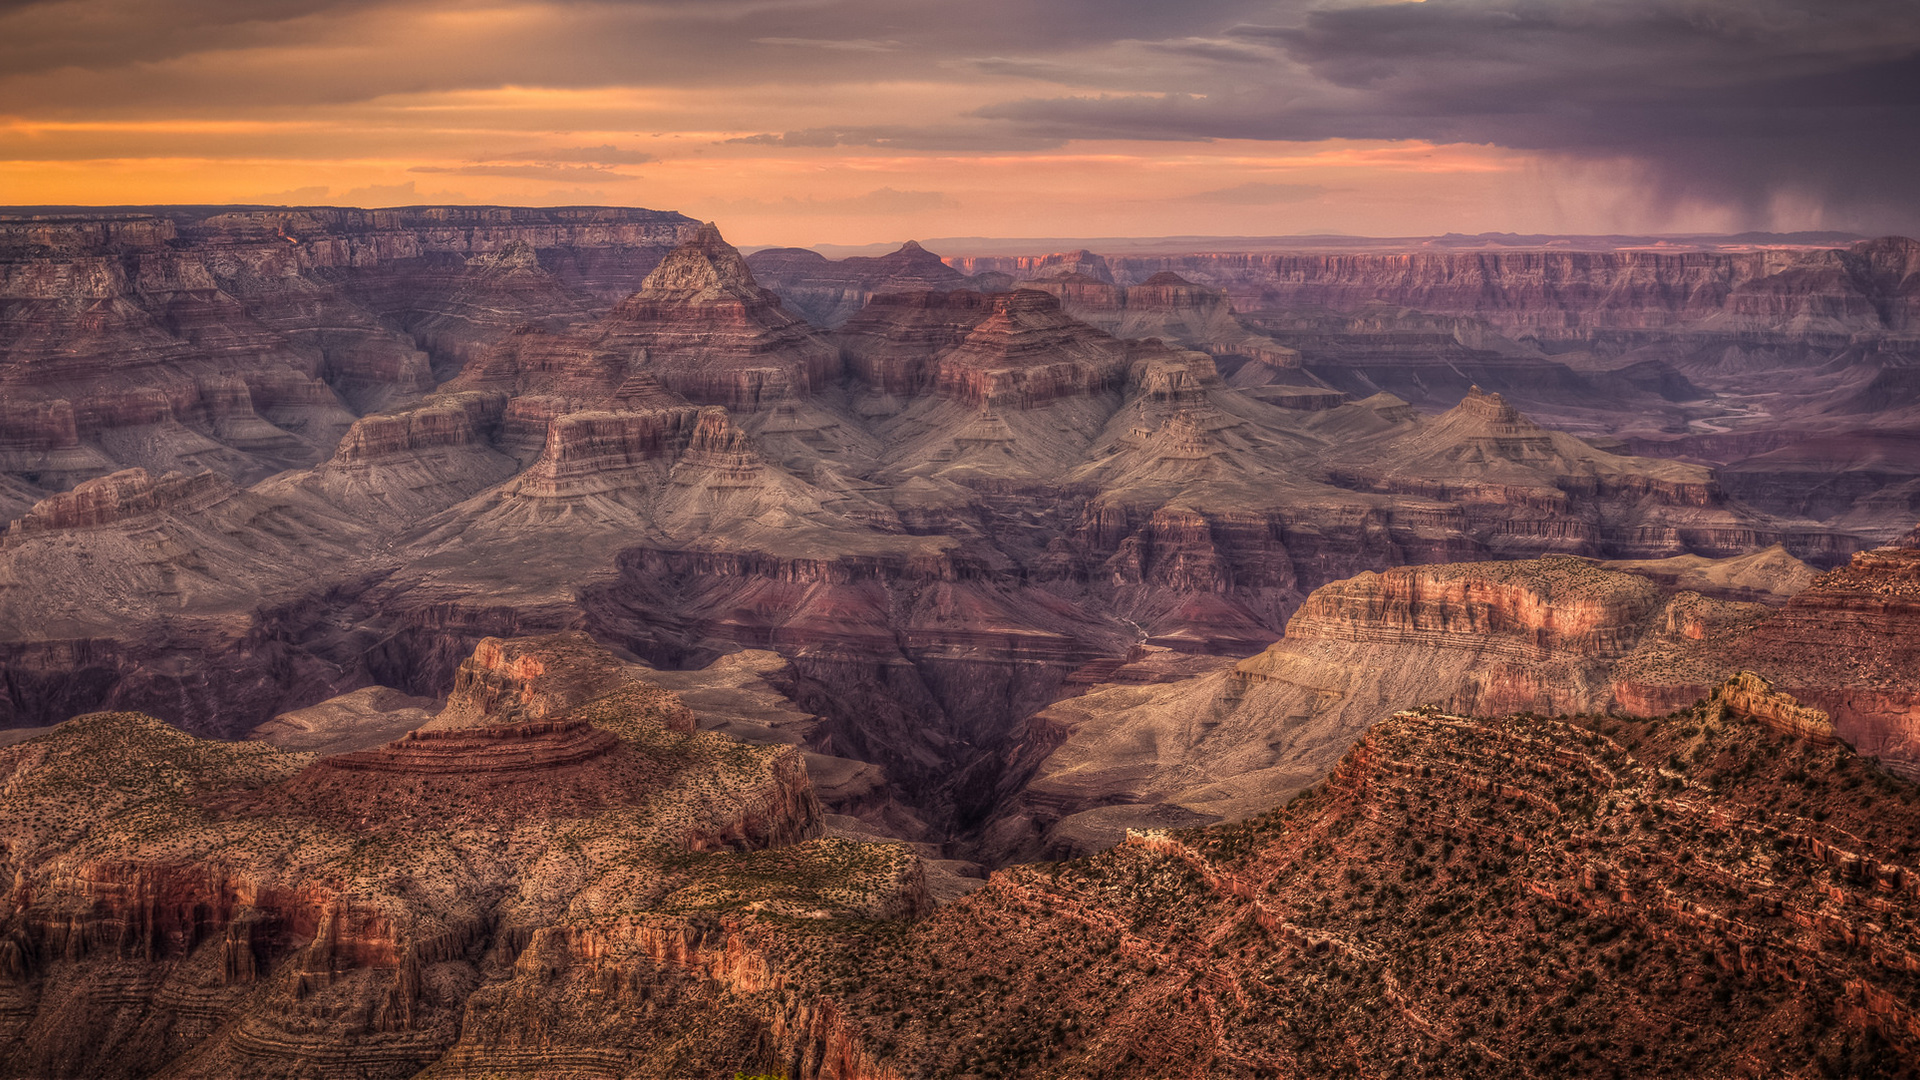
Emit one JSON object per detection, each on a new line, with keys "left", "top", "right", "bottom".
{"left": 2, "top": 0, "right": 1916, "bottom": 246}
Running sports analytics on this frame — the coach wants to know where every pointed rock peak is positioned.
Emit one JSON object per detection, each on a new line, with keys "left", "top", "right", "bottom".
{"left": 612, "top": 371, "right": 688, "bottom": 410}
{"left": 1140, "top": 271, "right": 1200, "bottom": 288}
{"left": 1455, "top": 385, "right": 1527, "bottom": 425}
{"left": 639, "top": 221, "right": 760, "bottom": 300}
{"left": 877, "top": 239, "right": 963, "bottom": 280}
{"left": 687, "top": 405, "right": 756, "bottom": 456}
{"left": 1896, "top": 519, "right": 1920, "bottom": 550}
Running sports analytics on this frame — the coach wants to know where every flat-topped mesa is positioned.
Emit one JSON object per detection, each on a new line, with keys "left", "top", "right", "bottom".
{"left": 1026, "top": 249, "right": 1116, "bottom": 283}
{"left": 509, "top": 405, "right": 703, "bottom": 498}
{"left": 1130, "top": 345, "right": 1221, "bottom": 402}
{"left": 327, "top": 392, "right": 507, "bottom": 465}
{"left": 600, "top": 224, "right": 840, "bottom": 410}
{"left": 1276, "top": 557, "right": 1665, "bottom": 662}
{"left": 931, "top": 290, "right": 1134, "bottom": 407}
{"left": 4, "top": 467, "right": 233, "bottom": 542}
{"left": 427, "top": 631, "right": 690, "bottom": 731}
{"left": 1706, "top": 671, "right": 1842, "bottom": 747}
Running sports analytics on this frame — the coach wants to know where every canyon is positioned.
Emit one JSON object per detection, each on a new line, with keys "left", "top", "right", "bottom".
{"left": 4, "top": 207, "right": 1920, "bottom": 1075}
{"left": 6, "top": 636, "right": 1915, "bottom": 1077}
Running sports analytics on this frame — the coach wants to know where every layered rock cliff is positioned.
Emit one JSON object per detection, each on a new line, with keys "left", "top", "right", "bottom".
{"left": 0, "top": 206, "right": 700, "bottom": 514}
{"left": 978, "top": 554, "right": 1785, "bottom": 861}
{"left": 1719, "top": 537, "right": 1920, "bottom": 772}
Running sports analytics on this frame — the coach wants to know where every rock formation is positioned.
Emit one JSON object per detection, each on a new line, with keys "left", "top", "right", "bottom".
{"left": 1716, "top": 535, "right": 1920, "bottom": 773}
{"left": 978, "top": 554, "right": 1786, "bottom": 861}
{"left": 0, "top": 206, "right": 700, "bottom": 520}
{"left": 955, "top": 236, "right": 1920, "bottom": 538}
{"left": 746, "top": 240, "right": 973, "bottom": 327}
{"left": 0, "top": 634, "right": 938, "bottom": 1080}
{"left": 1, "top": 211, "right": 1908, "bottom": 865}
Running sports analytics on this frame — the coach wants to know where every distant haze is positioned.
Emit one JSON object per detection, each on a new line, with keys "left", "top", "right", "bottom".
{"left": 2, "top": 0, "right": 1915, "bottom": 243}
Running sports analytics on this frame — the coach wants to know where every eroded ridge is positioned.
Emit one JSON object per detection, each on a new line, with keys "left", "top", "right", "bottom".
{"left": 747, "top": 684, "right": 1920, "bottom": 1079}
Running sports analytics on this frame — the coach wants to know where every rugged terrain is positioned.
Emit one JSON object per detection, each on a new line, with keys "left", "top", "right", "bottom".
{"left": 946, "top": 239, "right": 1920, "bottom": 536}
{"left": 6, "top": 209, "right": 1920, "bottom": 1076}
{"left": 746, "top": 676, "right": 1920, "bottom": 1079}
{"left": 0, "top": 632, "right": 927, "bottom": 1079}
{"left": 9, "top": 649, "right": 1915, "bottom": 1078}
{"left": 8, "top": 212, "right": 1878, "bottom": 843}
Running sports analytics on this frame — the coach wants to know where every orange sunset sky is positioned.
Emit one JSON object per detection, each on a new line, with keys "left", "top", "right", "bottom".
{"left": 3, "top": 0, "right": 1916, "bottom": 247}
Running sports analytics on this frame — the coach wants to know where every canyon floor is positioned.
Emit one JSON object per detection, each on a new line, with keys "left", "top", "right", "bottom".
{"left": 3, "top": 207, "right": 1920, "bottom": 1076}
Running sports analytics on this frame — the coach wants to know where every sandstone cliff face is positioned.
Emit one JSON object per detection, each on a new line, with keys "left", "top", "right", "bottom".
{"left": 1722, "top": 540, "right": 1920, "bottom": 772}
{"left": 956, "top": 240, "right": 1920, "bottom": 340}
{"left": 978, "top": 555, "right": 1780, "bottom": 862}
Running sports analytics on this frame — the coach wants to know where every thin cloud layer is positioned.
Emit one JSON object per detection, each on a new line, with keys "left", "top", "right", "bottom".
{"left": 1, "top": 0, "right": 1913, "bottom": 238}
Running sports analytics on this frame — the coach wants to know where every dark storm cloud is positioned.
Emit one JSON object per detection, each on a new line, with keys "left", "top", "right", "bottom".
{"left": 0, "top": 0, "right": 1287, "bottom": 100}
{"left": 5, "top": 0, "right": 1914, "bottom": 230}
{"left": 978, "top": 0, "right": 1920, "bottom": 229}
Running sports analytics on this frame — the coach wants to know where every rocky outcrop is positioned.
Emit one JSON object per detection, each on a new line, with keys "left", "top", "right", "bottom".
{"left": 328, "top": 393, "right": 507, "bottom": 464}
{"left": 2, "top": 467, "right": 232, "bottom": 540}
{"left": 1705, "top": 671, "right": 1841, "bottom": 746}
{"left": 506, "top": 406, "right": 703, "bottom": 499}
{"left": 430, "top": 632, "right": 675, "bottom": 729}
{"left": 1722, "top": 539, "right": 1920, "bottom": 772}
